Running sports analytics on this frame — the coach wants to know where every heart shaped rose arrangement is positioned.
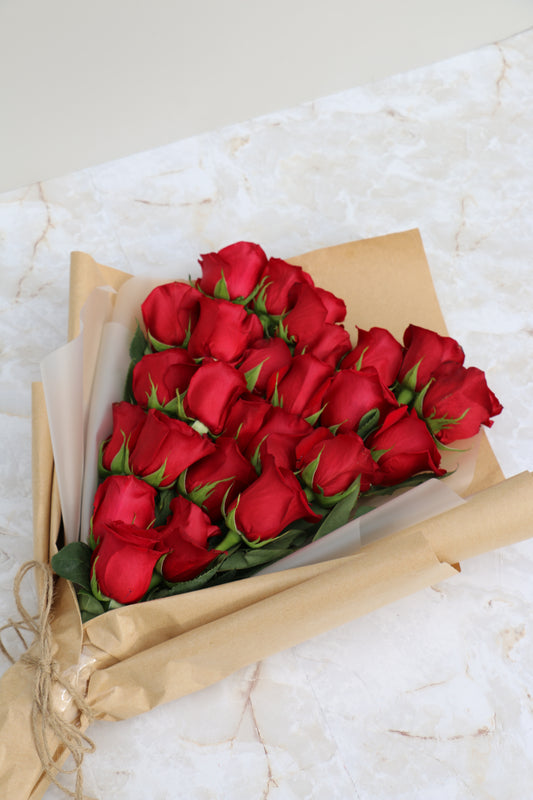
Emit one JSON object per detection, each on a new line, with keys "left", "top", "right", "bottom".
{"left": 52, "top": 241, "right": 502, "bottom": 618}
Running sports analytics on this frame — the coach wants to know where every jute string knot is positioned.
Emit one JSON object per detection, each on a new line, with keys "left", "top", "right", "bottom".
{"left": 0, "top": 560, "right": 97, "bottom": 800}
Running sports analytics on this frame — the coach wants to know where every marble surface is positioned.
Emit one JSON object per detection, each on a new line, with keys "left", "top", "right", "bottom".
{"left": 1, "top": 26, "right": 533, "bottom": 800}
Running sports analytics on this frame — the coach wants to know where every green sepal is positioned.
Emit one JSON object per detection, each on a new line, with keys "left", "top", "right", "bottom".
{"left": 304, "top": 405, "right": 326, "bottom": 426}
{"left": 425, "top": 407, "right": 470, "bottom": 437}
{"left": 147, "top": 331, "right": 173, "bottom": 352}
{"left": 276, "top": 318, "right": 294, "bottom": 346}
{"left": 89, "top": 556, "right": 110, "bottom": 602}
{"left": 109, "top": 433, "right": 132, "bottom": 475}
{"left": 97, "top": 440, "right": 112, "bottom": 479}
{"left": 357, "top": 408, "right": 380, "bottom": 440}
{"left": 400, "top": 359, "right": 422, "bottom": 393}
{"left": 370, "top": 447, "right": 390, "bottom": 462}
{"left": 51, "top": 541, "right": 93, "bottom": 592}
{"left": 244, "top": 359, "right": 267, "bottom": 393}
{"left": 152, "top": 555, "right": 167, "bottom": 581}
{"left": 354, "top": 347, "right": 367, "bottom": 371}
{"left": 300, "top": 448, "right": 323, "bottom": 490}
{"left": 187, "top": 476, "right": 234, "bottom": 510}
{"left": 312, "top": 475, "right": 361, "bottom": 511}
{"left": 214, "top": 271, "right": 231, "bottom": 300}
{"left": 166, "top": 389, "right": 193, "bottom": 422}
{"left": 413, "top": 379, "right": 433, "bottom": 418}
{"left": 328, "top": 421, "right": 344, "bottom": 435}
{"left": 141, "top": 459, "right": 170, "bottom": 488}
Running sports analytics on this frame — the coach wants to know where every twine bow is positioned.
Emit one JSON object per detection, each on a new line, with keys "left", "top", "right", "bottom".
{"left": 0, "top": 560, "right": 97, "bottom": 800}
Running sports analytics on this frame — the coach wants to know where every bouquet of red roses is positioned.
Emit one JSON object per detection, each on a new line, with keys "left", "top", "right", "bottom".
{"left": 52, "top": 241, "right": 502, "bottom": 616}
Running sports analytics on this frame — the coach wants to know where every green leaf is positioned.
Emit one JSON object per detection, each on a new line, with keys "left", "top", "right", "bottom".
{"left": 130, "top": 322, "right": 148, "bottom": 363}
{"left": 51, "top": 542, "right": 93, "bottom": 592}
{"left": 312, "top": 489, "right": 359, "bottom": 541}
{"left": 147, "top": 559, "right": 224, "bottom": 599}
{"left": 77, "top": 591, "right": 105, "bottom": 617}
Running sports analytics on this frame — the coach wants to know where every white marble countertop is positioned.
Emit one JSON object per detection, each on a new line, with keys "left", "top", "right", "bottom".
{"left": 1, "top": 26, "right": 533, "bottom": 800}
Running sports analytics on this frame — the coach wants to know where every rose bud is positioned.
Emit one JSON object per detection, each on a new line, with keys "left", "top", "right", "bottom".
{"left": 237, "top": 336, "right": 293, "bottom": 395}
{"left": 341, "top": 327, "right": 403, "bottom": 386}
{"left": 187, "top": 295, "right": 264, "bottom": 363}
{"left": 101, "top": 401, "right": 147, "bottom": 473}
{"left": 185, "top": 361, "right": 247, "bottom": 435}
{"left": 132, "top": 348, "right": 198, "bottom": 408}
{"left": 220, "top": 393, "right": 271, "bottom": 451}
{"left": 398, "top": 325, "right": 465, "bottom": 392}
{"left": 129, "top": 408, "right": 215, "bottom": 487}
{"left": 320, "top": 367, "right": 399, "bottom": 434}
{"left": 245, "top": 406, "right": 314, "bottom": 471}
{"left": 367, "top": 406, "right": 446, "bottom": 486}
{"left": 226, "top": 455, "right": 321, "bottom": 542}
{"left": 267, "top": 353, "right": 334, "bottom": 420}
{"left": 91, "top": 521, "right": 167, "bottom": 604}
{"left": 141, "top": 281, "right": 201, "bottom": 348}
{"left": 255, "top": 257, "right": 314, "bottom": 315}
{"left": 156, "top": 496, "right": 223, "bottom": 582}
{"left": 197, "top": 241, "right": 267, "bottom": 300}
{"left": 296, "top": 428, "right": 377, "bottom": 500}
{"left": 91, "top": 474, "right": 157, "bottom": 546}
{"left": 183, "top": 436, "right": 257, "bottom": 521}
{"left": 421, "top": 362, "right": 503, "bottom": 444}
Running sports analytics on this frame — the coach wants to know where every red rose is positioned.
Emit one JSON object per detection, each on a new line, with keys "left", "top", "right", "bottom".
{"left": 367, "top": 406, "right": 445, "bottom": 486}
{"left": 91, "top": 474, "right": 157, "bottom": 546}
{"left": 312, "top": 287, "right": 346, "bottom": 324}
{"left": 91, "top": 521, "right": 167, "bottom": 604}
{"left": 129, "top": 409, "right": 215, "bottom": 487}
{"left": 255, "top": 257, "right": 314, "bottom": 315}
{"left": 101, "top": 402, "right": 147, "bottom": 472}
{"left": 185, "top": 361, "right": 247, "bottom": 435}
{"left": 141, "top": 281, "right": 201, "bottom": 347}
{"left": 245, "top": 406, "right": 313, "bottom": 470}
{"left": 282, "top": 284, "right": 331, "bottom": 349}
{"left": 296, "top": 428, "right": 377, "bottom": 497}
{"left": 227, "top": 455, "right": 320, "bottom": 542}
{"left": 237, "top": 336, "right": 293, "bottom": 395}
{"left": 220, "top": 393, "right": 271, "bottom": 451}
{"left": 399, "top": 325, "right": 464, "bottom": 390}
{"left": 422, "top": 362, "right": 503, "bottom": 444}
{"left": 187, "top": 295, "right": 263, "bottom": 363}
{"left": 197, "top": 241, "right": 267, "bottom": 300}
{"left": 132, "top": 348, "right": 197, "bottom": 408}
{"left": 320, "top": 368, "right": 399, "bottom": 433}
{"left": 341, "top": 327, "right": 403, "bottom": 386}
{"left": 156, "top": 496, "right": 222, "bottom": 582}
{"left": 267, "top": 353, "right": 333, "bottom": 419}
{"left": 300, "top": 323, "right": 352, "bottom": 369}
{"left": 184, "top": 436, "right": 257, "bottom": 521}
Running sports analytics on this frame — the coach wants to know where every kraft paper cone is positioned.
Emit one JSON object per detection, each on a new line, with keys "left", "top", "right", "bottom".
{"left": 1, "top": 229, "right": 530, "bottom": 800}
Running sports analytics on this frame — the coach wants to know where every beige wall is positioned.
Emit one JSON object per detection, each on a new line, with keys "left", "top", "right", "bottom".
{"left": 1, "top": 0, "right": 532, "bottom": 192}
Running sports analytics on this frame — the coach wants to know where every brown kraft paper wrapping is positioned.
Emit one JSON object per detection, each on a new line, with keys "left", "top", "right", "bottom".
{"left": 1, "top": 229, "right": 532, "bottom": 799}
